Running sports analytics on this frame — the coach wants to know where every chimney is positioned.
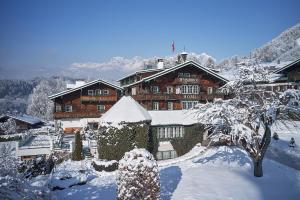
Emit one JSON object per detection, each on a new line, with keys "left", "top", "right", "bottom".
{"left": 181, "top": 52, "right": 188, "bottom": 62}
{"left": 157, "top": 58, "right": 164, "bottom": 69}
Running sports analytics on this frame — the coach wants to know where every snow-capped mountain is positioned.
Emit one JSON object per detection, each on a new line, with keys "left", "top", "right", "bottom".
{"left": 251, "top": 23, "right": 300, "bottom": 62}
{"left": 63, "top": 53, "right": 216, "bottom": 81}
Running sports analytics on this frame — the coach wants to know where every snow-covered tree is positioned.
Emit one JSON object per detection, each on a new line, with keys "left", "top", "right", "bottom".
{"left": 117, "top": 148, "right": 160, "bottom": 200}
{"left": 26, "top": 78, "right": 66, "bottom": 121}
{"left": 196, "top": 66, "right": 300, "bottom": 177}
{"left": 72, "top": 131, "right": 83, "bottom": 161}
{"left": 0, "top": 118, "right": 17, "bottom": 135}
{"left": 0, "top": 143, "right": 50, "bottom": 199}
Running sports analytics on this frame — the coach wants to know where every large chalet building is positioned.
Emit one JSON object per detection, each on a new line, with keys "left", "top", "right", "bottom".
{"left": 49, "top": 79, "right": 122, "bottom": 132}
{"left": 257, "top": 58, "right": 300, "bottom": 91}
{"left": 49, "top": 53, "right": 230, "bottom": 132}
{"left": 119, "top": 55, "right": 229, "bottom": 110}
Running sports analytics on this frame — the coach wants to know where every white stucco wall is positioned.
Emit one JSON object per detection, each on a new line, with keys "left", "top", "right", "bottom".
{"left": 56, "top": 118, "right": 100, "bottom": 130}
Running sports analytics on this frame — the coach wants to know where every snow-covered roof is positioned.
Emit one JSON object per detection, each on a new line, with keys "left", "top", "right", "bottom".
{"left": 117, "top": 68, "right": 163, "bottom": 82}
{"left": 49, "top": 79, "right": 123, "bottom": 100}
{"left": 1, "top": 114, "right": 43, "bottom": 125}
{"left": 99, "top": 96, "right": 152, "bottom": 123}
{"left": 273, "top": 58, "right": 300, "bottom": 74}
{"left": 148, "top": 110, "right": 199, "bottom": 126}
{"left": 124, "top": 60, "right": 228, "bottom": 87}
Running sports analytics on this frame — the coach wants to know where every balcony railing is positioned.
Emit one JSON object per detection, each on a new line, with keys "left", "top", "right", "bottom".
{"left": 133, "top": 92, "right": 224, "bottom": 101}
{"left": 54, "top": 112, "right": 102, "bottom": 119}
{"left": 80, "top": 95, "right": 117, "bottom": 102}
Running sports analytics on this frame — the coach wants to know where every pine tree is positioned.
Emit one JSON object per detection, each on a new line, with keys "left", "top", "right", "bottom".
{"left": 72, "top": 131, "right": 83, "bottom": 161}
{"left": 117, "top": 148, "right": 160, "bottom": 200}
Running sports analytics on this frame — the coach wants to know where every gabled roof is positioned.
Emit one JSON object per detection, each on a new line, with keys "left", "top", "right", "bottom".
{"left": 99, "top": 96, "right": 152, "bottom": 123}
{"left": 123, "top": 60, "right": 228, "bottom": 87}
{"left": 273, "top": 58, "right": 300, "bottom": 74}
{"left": 49, "top": 79, "right": 123, "bottom": 100}
{"left": 117, "top": 68, "right": 163, "bottom": 82}
{"left": 0, "top": 114, "right": 43, "bottom": 125}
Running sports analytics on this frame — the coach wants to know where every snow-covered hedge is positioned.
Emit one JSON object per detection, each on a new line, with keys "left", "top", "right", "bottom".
{"left": 92, "top": 159, "right": 118, "bottom": 172}
{"left": 97, "top": 122, "right": 150, "bottom": 161}
{"left": 117, "top": 148, "right": 160, "bottom": 200}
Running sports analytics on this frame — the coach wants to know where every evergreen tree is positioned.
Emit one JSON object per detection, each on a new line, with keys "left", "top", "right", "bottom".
{"left": 117, "top": 148, "right": 160, "bottom": 200}
{"left": 72, "top": 131, "right": 83, "bottom": 161}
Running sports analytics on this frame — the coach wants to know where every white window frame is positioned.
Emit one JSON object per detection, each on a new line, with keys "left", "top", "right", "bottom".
{"left": 132, "top": 87, "right": 137, "bottom": 95}
{"left": 97, "top": 105, "right": 105, "bottom": 112}
{"left": 181, "top": 85, "right": 199, "bottom": 94}
{"left": 65, "top": 105, "right": 72, "bottom": 112}
{"left": 55, "top": 105, "right": 62, "bottom": 112}
{"left": 182, "top": 101, "right": 198, "bottom": 109}
{"left": 88, "top": 90, "right": 94, "bottom": 96}
{"left": 153, "top": 102, "right": 159, "bottom": 110}
{"left": 152, "top": 86, "right": 160, "bottom": 94}
{"left": 95, "top": 89, "right": 101, "bottom": 96}
{"left": 167, "top": 86, "right": 173, "bottom": 94}
{"left": 167, "top": 102, "right": 173, "bottom": 110}
{"left": 207, "top": 87, "right": 213, "bottom": 95}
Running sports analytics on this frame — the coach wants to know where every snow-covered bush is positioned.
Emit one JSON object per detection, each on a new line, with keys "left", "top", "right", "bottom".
{"left": 0, "top": 143, "right": 50, "bottom": 199}
{"left": 18, "top": 155, "right": 55, "bottom": 179}
{"left": 117, "top": 148, "right": 160, "bottom": 200}
{"left": 92, "top": 159, "right": 118, "bottom": 172}
{"left": 98, "top": 122, "right": 149, "bottom": 160}
{"left": 0, "top": 118, "right": 17, "bottom": 135}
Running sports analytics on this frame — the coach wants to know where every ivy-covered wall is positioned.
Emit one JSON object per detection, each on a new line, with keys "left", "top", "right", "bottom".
{"left": 97, "top": 122, "right": 151, "bottom": 161}
{"left": 171, "top": 124, "right": 205, "bottom": 156}
{"left": 150, "top": 123, "right": 205, "bottom": 157}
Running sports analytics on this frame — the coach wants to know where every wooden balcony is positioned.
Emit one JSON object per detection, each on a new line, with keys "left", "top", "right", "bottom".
{"left": 172, "top": 77, "right": 201, "bottom": 84}
{"left": 133, "top": 92, "right": 224, "bottom": 101}
{"left": 54, "top": 112, "right": 102, "bottom": 119}
{"left": 80, "top": 95, "right": 118, "bottom": 102}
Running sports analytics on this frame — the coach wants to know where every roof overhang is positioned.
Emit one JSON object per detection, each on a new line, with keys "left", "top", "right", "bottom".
{"left": 48, "top": 79, "right": 123, "bottom": 100}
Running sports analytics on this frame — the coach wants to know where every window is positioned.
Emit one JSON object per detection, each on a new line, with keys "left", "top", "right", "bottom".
{"left": 167, "top": 102, "right": 173, "bottom": 110}
{"left": 152, "top": 86, "right": 160, "bottom": 94}
{"left": 95, "top": 89, "right": 101, "bottom": 96}
{"left": 132, "top": 87, "right": 137, "bottom": 95}
{"left": 88, "top": 90, "right": 94, "bottom": 96}
{"left": 156, "top": 150, "right": 178, "bottom": 160}
{"left": 207, "top": 87, "right": 213, "bottom": 95}
{"left": 178, "top": 72, "right": 190, "bottom": 78}
{"left": 55, "top": 105, "right": 62, "bottom": 112}
{"left": 103, "top": 90, "right": 109, "bottom": 95}
{"left": 167, "top": 86, "right": 173, "bottom": 94}
{"left": 156, "top": 126, "right": 184, "bottom": 139}
{"left": 97, "top": 105, "right": 105, "bottom": 112}
{"left": 182, "top": 101, "right": 198, "bottom": 109}
{"left": 65, "top": 105, "right": 72, "bottom": 112}
{"left": 184, "top": 73, "right": 190, "bottom": 78}
{"left": 88, "top": 122, "right": 99, "bottom": 130}
{"left": 181, "top": 85, "right": 199, "bottom": 94}
{"left": 153, "top": 102, "right": 159, "bottom": 110}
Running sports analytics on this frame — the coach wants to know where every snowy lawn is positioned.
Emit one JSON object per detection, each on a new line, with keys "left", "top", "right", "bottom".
{"left": 51, "top": 145, "right": 300, "bottom": 200}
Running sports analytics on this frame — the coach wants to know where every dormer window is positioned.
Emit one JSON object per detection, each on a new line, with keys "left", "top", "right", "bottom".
{"left": 88, "top": 90, "right": 94, "bottom": 96}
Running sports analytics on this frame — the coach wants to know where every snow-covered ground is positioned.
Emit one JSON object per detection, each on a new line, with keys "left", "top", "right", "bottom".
{"left": 2, "top": 120, "right": 299, "bottom": 199}
{"left": 48, "top": 145, "right": 300, "bottom": 200}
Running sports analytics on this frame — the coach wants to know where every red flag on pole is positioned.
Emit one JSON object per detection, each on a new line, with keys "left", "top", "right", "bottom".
{"left": 172, "top": 41, "right": 175, "bottom": 53}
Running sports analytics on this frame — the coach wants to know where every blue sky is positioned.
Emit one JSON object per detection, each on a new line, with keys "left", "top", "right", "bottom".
{"left": 0, "top": 0, "right": 300, "bottom": 79}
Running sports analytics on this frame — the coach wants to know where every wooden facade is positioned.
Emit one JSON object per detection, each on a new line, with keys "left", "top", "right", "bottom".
{"left": 123, "top": 61, "right": 228, "bottom": 110}
{"left": 50, "top": 80, "right": 122, "bottom": 120}
{"left": 119, "top": 69, "right": 163, "bottom": 86}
